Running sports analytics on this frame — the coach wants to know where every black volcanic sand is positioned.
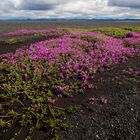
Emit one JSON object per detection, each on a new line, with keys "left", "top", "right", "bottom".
{"left": 0, "top": 35, "right": 140, "bottom": 140}
{"left": 0, "top": 35, "right": 54, "bottom": 55}
{"left": 58, "top": 56, "right": 140, "bottom": 140}
{"left": 0, "top": 21, "right": 140, "bottom": 33}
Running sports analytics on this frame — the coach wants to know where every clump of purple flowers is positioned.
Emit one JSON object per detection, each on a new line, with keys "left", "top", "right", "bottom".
{"left": 122, "top": 67, "right": 140, "bottom": 77}
{"left": 1, "top": 29, "right": 140, "bottom": 140}
{"left": 3, "top": 29, "right": 68, "bottom": 37}
{"left": 126, "top": 32, "right": 140, "bottom": 38}
{"left": 87, "top": 96, "right": 108, "bottom": 105}
{"left": 1, "top": 30, "right": 139, "bottom": 97}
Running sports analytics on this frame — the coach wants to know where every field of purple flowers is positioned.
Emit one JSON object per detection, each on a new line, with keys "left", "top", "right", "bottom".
{"left": 0, "top": 27, "right": 140, "bottom": 140}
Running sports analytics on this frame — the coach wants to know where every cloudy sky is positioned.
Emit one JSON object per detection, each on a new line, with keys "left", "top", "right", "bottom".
{"left": 0, "top": 0, "right": 140, "bottom": 19}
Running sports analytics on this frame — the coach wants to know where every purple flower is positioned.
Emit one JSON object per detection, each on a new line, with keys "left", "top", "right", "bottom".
{"left": 88, "top": 97, "right": 96, "bottom": 102}
{"left": 2, "top": 29, "right": 139, "bottom": 98}
{"left": 101, "top": 98, "right": 108, "bottom": 105}
{"left": 31, "top": 104, "right": 38, "bottom": 110}
{"left": 49, "top": 98, "right": 57, "bottom": 105}
{"left": 20, "top": 63, "right": 26, "bottom": 68}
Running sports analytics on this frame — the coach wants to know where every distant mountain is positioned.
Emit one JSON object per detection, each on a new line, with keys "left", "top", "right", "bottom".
{"left": 0, "top": 18, "right": 140, "bottom": 22}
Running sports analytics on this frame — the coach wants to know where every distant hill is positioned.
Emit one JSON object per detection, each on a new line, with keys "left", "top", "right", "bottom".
{"left": 0, "top": 18, "right": 140, "bottom": 22}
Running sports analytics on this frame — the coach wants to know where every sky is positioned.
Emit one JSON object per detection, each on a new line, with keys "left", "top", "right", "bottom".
{"left": 0, "top": 0, "right": 140, "bottom": 19}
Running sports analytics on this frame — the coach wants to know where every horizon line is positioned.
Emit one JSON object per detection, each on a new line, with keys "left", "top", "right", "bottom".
{"left": 0, "top": 18, "right": 140, "bottom": 21}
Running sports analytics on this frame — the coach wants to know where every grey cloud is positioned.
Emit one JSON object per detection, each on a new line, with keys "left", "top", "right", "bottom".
{"left": 108, "top": 0, "right": 140, "bottom": 9}
{"left": 18, "top": 3, "right": 54, "bottom": 10}
{"left": 17, "top": 0, "right": 68, "bottom": 11}
{"left": 0, "top": 0, "right": 140, "bottom": 19}
{"left": 0, "top": 1, "right": 15, "bottom": 11}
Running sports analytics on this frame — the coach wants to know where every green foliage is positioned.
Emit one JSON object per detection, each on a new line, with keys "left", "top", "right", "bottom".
{"left": 1, "top": 27, "right": 138, "bottom": 139}
{"left": 0, "top": 119, "right": 11, "bottom": 128}
{"left": 0, "top": 60, "right": 73, "bottom": 139}
{"left": 121, "top": 26, "right": 140, "bottom": 32}
{"left": 5, "top": 38, "right": 22, "bottom": 44}
{"left": 34, "top": 32, "right": 44, "bottom": 37}
{"left": 66, "top": 105, "right": 80, "bottom": 114}
{"left": 95, "top": 28, "right": 128, "bottom": 38}
{"left": 0, "top": 119, "right": 7, "bottom": 128}
{"left": 52, "top": 134, "right": 61, "bottom": 140}
{"left": 81, "top": 36, "right": 97, "bottom": 42}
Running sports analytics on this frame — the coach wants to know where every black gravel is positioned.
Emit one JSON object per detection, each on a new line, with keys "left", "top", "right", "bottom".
{"left": 58, "top": 56, "right": 140, "bottom": 140}
{"left": 0, "top": 21, "right": 140, "bottom": 33}
{"left": 0, "top": 35, "right": 49, "bottom": 55}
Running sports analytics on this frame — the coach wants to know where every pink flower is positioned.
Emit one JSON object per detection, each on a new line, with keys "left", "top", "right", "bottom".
{"left": 50, "top": 99, "right": 56, "bottom": 105}
{"left": 35, "top": 68, "right": 44, "bottom": 75}
{"left": 24, "top": 73, "right": 29, "bottom": 79}
{"left": 55, "top": 86, "right": 65, "bottom": 94}
{"left": 20, "top": 63, "right": 26, "bottom": 68}
{"left": 87, "top": 97, "right": 96, "bottom": 102}
{"left": 31, "top": 104, "right": 38, "bottom": 110}
{"left": 101, "top": 98, "right": 108, "bottom": 105}
{"left": 2, "top": 29, "right": 139, "bottom": 99}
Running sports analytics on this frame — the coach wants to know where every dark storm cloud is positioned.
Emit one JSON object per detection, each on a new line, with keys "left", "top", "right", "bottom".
{"left": 108, "top": 0, "right": 140, "bottom": 9}
{"left": 17, "top": 0, "right": 69, "bottom": 11}
{"left": 19, "top": 3, "right": 54, "bottom": 10}
{"left": 17, "top": 1, "right": 56, "bottom": 10}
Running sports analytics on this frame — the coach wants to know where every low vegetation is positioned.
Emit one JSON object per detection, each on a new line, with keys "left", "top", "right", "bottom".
{"left": 0, "top": 27, "right": 140, "bottom": 139}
